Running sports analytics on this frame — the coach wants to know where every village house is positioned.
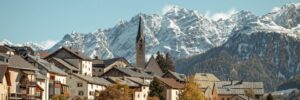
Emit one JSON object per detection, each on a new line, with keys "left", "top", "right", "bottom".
{"left": 25, "top": 55, "right": 69, "bottom": 99}
{"left": 156, "top": 77, "right": 184, "bottom": 100}
{"left": 0, "top": 60, "right": 10, "bottom": 100}
{"left": 127, "top": 77, "right": 151, "bottom": 100}
{"left": 194, "top": 73, "right": 264, "bottom": 100}
{"left": 194, "top": 73, "right": 220, "bottom": 99}
{"left": 35, "top": 72, "right": 48, "bottom": 100}
{"left": 4, "top": 54, "right": 39, "bottom": 100}
{"left": 67, "top": 73, "right": 110, "bottom": 100}
{"left": 44, "top": 46, "right": 93, "bottom": 76}
{"left": 162, "top": 70, "right": 187, "bottom": 83}
{"left": 105, "top": 77, "right": 150, "bottom": 100}
{"left": 215, "top": 80, "right": 264, "bottom": 100}
{"left": 92, "top": 57, "right": 131, "bottom": 77}
{"left": 0, "top": 45, "right": 15, "bottom": 55}
{"left": 9, "top": 46, "right": 35, "bottom": 57}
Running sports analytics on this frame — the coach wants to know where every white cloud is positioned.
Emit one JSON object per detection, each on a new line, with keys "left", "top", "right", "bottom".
{"left": 271, "top": 6, "right": 281, "bottom": 12}
{"left": 40, "top": 40, "right": 58, "bottom": 49}
{"left": 161, "top": 5, "right": 178, "bottom": 14}
{"left": 206, "top": 8, "right": 237, "bottom": 21}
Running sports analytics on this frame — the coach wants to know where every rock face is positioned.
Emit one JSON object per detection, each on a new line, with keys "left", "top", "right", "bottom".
{"left": 176, "top": 3, "right": 300, "bottom": 92}
{"left": 176, "top": 31, "right": 300, "bottom": 91}
{"left": 46, "top": 3, "right": 300, "bottom": 64}
{"left": 48, "top": 6, "right": 238, "bottom": 62}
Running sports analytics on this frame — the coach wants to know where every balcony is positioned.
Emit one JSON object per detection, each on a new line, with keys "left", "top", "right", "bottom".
{"left": 9, "top": 93, "right": 37, "bottom": 100}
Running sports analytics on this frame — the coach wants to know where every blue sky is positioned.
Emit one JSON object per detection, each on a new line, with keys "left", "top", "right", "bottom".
{"left": 0, "top": 0, "right": 299, "bottom": 47}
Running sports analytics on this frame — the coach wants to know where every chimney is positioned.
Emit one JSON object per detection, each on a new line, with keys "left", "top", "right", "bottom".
{"left": 230, "top": 80, "right": 233, "bottom": 85}
{"left": 143, "top": 77, "right": 145, "bottom": 83}
{"left": 35, "top": 56, "right": 40, "bottom": 62}
{"left": 50, "top": 63, "right": 55, "bottom": 69}
{"left": 94, "top": 55, "right": 99, "bottom": 60}
{"left": 122, "top": 76, "right": 126, "bottom": 80}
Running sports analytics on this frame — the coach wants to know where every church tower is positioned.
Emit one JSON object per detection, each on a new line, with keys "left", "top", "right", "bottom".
{"left": 136, "top": 16, "right": 145, "bottom": 68}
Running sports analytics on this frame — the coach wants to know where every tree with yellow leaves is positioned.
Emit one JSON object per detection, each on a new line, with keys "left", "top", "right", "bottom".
{"left": 179, "top": 76, "right": 205, "bottom": 100}
{"left": 95, "top": 81, "right": 132, "bottom": 100}
{"left": 244, "top": 88, "right": 255, "bottom": 100}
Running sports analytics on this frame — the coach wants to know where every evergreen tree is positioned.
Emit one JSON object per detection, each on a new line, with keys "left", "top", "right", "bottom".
{"left": 155, "top": 51, "right": 176, "bottom": 73}
{"left": 179, "top": 76, "right": 205, "bottom": 100}
{"left": 156, "top": 51, "right": 167, "bottom": 73}
{"left": 149, "top": 77, "right": 166, "bottom": 100}
{"left": 266, "top": 94, "right": 274, "bottom": 100}
{"left": 165, "top": 52, "right": 176, "bottom": 71}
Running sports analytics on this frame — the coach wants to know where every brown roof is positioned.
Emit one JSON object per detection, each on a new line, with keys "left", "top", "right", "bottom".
{"left": 27, "top": 55, "right": 68, "bottom": 76}
{"left": 106, "top": 77, "right": 140, "bottom": 87}
{"left": 163, "top": 70, "right": 187, "bottom": 82}
{"left": 45, "top": 47, "right": 91, "bottom": 60}
{"left": 0, "top": 45, "right": 15, "bottom": 53}
{"left": 145, "top": 55, "right": 163, "bottom": 76}
{"left": 127, "top": 77, "right": 150, "bottom": 86}
{"left": 51, "top": 57, "right": 79, "bottom": 71}
{"left": 194, "top": 73, "right": 220, "bottom": 82}
{"left": 8, "top": 55, "right": 38, "bottom": 70}
{"left": 37, "top": 51, "right": 49, "bottom": 58}
{"left": 215, "top": 81, "right": 264, "bottom": 95}
{"left": 72, "top": 73, "right": 111, "bottom": 86}
{"left": 113, "top": 67, "right": 153, "bottom": 78}
{"left": 157, "top": 77, "right": 184, "bottom": 89}
{"left": 93, "top": 57, "right": 131, "bottom": 68}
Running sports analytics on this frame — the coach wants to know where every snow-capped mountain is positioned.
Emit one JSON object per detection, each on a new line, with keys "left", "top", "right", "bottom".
{"left": 48, "top": 3, "right": 300, "bottom": 63}
{"left": 2, "top": 3, "right": 300, "bottom": 64}
{"left": 176, "top": 3, "right": 300, "bottom": 91}
{"left": 47, "top": 6, "right": 239, "bottom": 62}
{"left": 0, "top": 39, "right": 48, "bottom": 51}
{"left": 1, "top": 3, "right": 300, "bottom": 91}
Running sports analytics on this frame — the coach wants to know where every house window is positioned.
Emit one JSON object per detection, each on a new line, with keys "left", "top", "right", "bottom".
{"left": 89, "top": 91, "right": 94, "bottom": 95}
{"left": 77, "top": 83, "right": 83, "bottom": 87}
{"left": 99, "top": 69, "right": 102, "bottom": 72}
{"left": 78, "top": 91, "right": 84, "bottom": 96}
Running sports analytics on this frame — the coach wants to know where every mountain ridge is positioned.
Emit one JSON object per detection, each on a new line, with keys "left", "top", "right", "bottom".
{"left": 1, "top": 3, "right": 300, "bottom": 64}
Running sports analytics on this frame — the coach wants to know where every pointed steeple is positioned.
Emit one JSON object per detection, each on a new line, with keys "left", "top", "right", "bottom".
{"left": 136, "top": 16, "right": 145, "bottom": 68}
{"left": 136, "top": 16, "right": 144, "bottom": 42}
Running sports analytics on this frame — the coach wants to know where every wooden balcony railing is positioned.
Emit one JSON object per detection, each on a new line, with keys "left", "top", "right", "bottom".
{"left": 9, "top": 93, "right": 37, "bottom": 100}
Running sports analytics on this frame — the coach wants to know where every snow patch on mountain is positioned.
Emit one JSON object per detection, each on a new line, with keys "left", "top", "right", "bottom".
{"left": 46, "top": 3, "right": 300, "bottom": 63}
{"left": 2, "top": 3, "right": 300, "bottom": 63}
{"left": 0, "top": 39, "right": 57, "bottom": 51}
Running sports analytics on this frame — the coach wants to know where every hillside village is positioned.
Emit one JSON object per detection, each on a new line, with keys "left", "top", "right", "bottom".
{"left": 0, "top": 16, "right": 298, "bottom": 100}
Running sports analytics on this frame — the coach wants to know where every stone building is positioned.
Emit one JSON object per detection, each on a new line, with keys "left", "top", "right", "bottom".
{"left": 136, "top": 16, "right": 145, "bottom": 69}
